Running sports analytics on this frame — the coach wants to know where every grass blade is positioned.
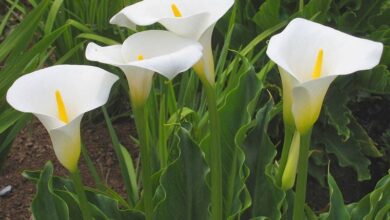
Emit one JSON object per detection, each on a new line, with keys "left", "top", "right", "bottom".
{"left": 102, "top": 106, "right": 139, "bottom": 207}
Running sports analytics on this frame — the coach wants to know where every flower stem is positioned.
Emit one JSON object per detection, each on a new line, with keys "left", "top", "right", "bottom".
{"left": 132, "top": 104, "right": 153, "bottom": 220}
{"left": 299, "top": 0, "right": 305, "bottom": 11}
{"left": 204, "top": 83, "right": 223, "bottom": 220}
{"left": 277, "top": 125, "right": 294, "bottom": 186}
{"left": 81, "top": 142, "right": 103, "bottom": 190}
{"left": 70, "top": 168, "right": 92, "bottom": 220}
{"left": 292, "top": 129, "right": 312, "bottom": 220}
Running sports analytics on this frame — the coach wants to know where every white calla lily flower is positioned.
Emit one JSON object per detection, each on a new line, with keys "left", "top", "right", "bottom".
{"left": 6, "top": 65, "right": 119, "bottom": 172}
{"left": 110, "top": 0, "right": 234, "bottom": 84}
{"left": 267, "top": 18, "right": 383, "bottom": 134}
{"left": 86, "top": 30, "right": 203, "bottom": 106}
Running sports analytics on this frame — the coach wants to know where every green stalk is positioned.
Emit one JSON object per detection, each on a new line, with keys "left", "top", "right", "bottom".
{"left": 276, "top": 125, "right": 294, "bottom": 186}
{"left": 299, "top": 0, "right": 305, "bottom": 11}
{"left": 132, "top": 103, "right": 153, "bottom": 220}
{"left": 81, "top": 142, "right": 103, "bottom": 190}
{"left": 204, "top": 83, "right": 223, "bottom": 220}
{"left": 70, "top": 168, "right": 92, "bottom": 220}
{"left": 292, "top": 129, "right": 312, "bottom": 220}
{"left": 158, "top": 94, "right": 168, "bottom": 168}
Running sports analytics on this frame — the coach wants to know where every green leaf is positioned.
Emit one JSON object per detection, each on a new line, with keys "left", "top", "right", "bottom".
{"left": 300, "top": 0, "right": 332, "bottom": 22}
{"left": 0, "top": 0, "right": 19, "bottom": 36}
{"left": 368, "top": 7, "right": 390, "bottom": 28}
{"left": 155, "top": 128, "right": 210, "bottom": 219}
{"left": 320, "top": 170, "right": 350, "bottom": 219}
{"left": 102, "top": 107, "right": 138, "bottom": 206}
{"left": 58, "top": 187, "right": 142, "bottom": 220}
{"left": 54, "top": 190, "right": 83, "bottom": 220}
{"left": 305, "top": 205, "right": 319, "bottom": 220}
{"left": 215, "top": 4, "right": 236, "bottom": 77}
{"left": 308, "top": 151, "right": 328, "bottom": 187}
{"left": 44, "top": 0, "right": 64, "bottom": 34}
{"left": 315, "top": 124, "right": 372, "bottom": 181}
{"left": 336, "top": 0, "right": 383, "bottom": 33}
{"left": 24, "top": 168, "right": 144, "bottom": 219}
{"left": 349, "top": 172, "right": 390, "bottom": 219}
{"left": 348, "top": 118, "right": 382, "bottom": 158}
{"left": 253, "top": 0, "right": 281, "bottom": 31}
{"left": 54, "top": 42, "right": 85, "bottom": 65}
{"left": 165, "top": 107, "right": 196, "bottom": 138}
{"left": 120, "top": 144, "right": 139, "bottom": 202}
{"left": 86, "top": 190, "right": 145, "bottom": 220}
{"left": 376, "top": 204, "right": 390, "bottom": 220}
{"left": 66, "top": 19, "right": 93, "bottom": 33}
{"left": 0, "top": 0, "right": 50, "bottom": 61}
{"left": 238, "top": 99, "right": 284, "bottom": 219}
{"left": 0, "top": 114, "right": 31, "bottom": 169}
{"left": 76, "top": 33, "right": 119, "bottom": 45}
{"left": 31, "top": 161, "right": 69, "bottom": 220}
{"left": 0, "top": 108, "right": 24, "bottom": 134}
{"left": 355, "top": 65, "right": 390, "bottom": 94}
{"left": 381, "top": 46, "right": 390, "bottom": 65}
{"left": 23, "top": 169, "right": 74, "bottom": 189}
{"left": 281, "top": 190, "right": 295, "bottom": 220}
{"left": 324, "top": 87, "right": 352, "bottom": 140}
{"left": 240, "top": 20, "right": 287, "bottom": 57}
{"left": 369, "top": 29, "right": 390, "bottom": 46}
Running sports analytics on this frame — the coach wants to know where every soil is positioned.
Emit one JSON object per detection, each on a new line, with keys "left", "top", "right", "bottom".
{"left": 0, "top": 117, "right": 139, "bottom": 220}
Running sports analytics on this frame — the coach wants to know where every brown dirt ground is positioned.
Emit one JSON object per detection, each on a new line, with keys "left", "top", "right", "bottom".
{"left": 0, "top": 118, "right": 139, "bottom": 220}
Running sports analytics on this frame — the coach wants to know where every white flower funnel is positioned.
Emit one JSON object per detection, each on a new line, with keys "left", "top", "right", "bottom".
{"left": 267, "top": 18, "right": 383, "bottom": 133}
{"left": 110, "top": 0, "right": 234, "bottom": 40}
{"left": 6, "top": 65, "right": 119, "bottom": 172}
{"left": 85, "top": 30, "right": 203, "bottom": 106}
{"left": 110, "top": 0, "right": 234, "bottom": 85}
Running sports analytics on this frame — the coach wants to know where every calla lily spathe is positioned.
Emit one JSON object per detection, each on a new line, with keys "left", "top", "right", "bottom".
{"left": 86, "top": 30, "right": 203, "bottom": 106}
{"left": 6, "top": 65, "right": 119, "bottom": 172}
{"left": 110, "top": 0, "right": 234, "bottom": 84}
{"left": 267, "top": 18, "right": 383, "bottom": 134}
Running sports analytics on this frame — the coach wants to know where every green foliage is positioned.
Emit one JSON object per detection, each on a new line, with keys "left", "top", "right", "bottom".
{"left": 0, "top": 0, "right": 49, "bottom": 61}
{"left": 155, "top": 129, "right": 210, "bottom": 219}
{"left": 24, "top": 162, "right": 144, "bottom": 220}
{"left": 315, "top": 123, "right": 372, "bottom": 181}
{"left": 320, "top": 170, "right": 350, "bottom": 219}
{"left": 318, "top": 170, "right": 390, "bottom": 220}
{"left": 253, "top": 0, "right": 281, "bottom": 31}
{"left": 201, "top": 52, "right": 263, "bottom": 219}
{"left": 324, "top": 87, "right": 352, "bottom": 140}
{"left": 31, "top": 162, "right": 69, "bottom": 220}
{"left": 300, "top": 0, "right": 331, "bottom": 22}
{"left": 239, "top": 99, "right": 284, "bottom": 219}
{"left": 355, "top": 65, "right": 390, "bottom": 94}
{"left": 102, "top": 107, "right": 139, "bottom": 207}
{"left": 349, "top": 172, "right": 390, "bottom": 219}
